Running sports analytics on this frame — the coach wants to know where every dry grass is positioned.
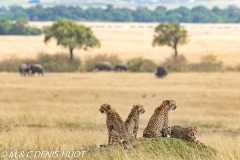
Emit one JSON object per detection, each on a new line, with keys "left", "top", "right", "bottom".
{"left": 0, "top": 23, "right": 240, "bottom": 67}
{"left": 0, "top": 72, "right": 239, "bottom": 159}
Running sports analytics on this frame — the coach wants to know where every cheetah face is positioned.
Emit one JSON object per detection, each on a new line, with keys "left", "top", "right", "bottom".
{"left": 133, "top": 105, "right": 145, "bottom": 115}
{"left": 187, "top": 127, "right": 198, "bottom": 138}
{"left": 161, "top": 127, "right": 171, "bottom": 137}
{"left": 99, "top": 103, "right": 111, "bottom": 114}
{"left": 166, "top": 100, "right": 177, "bottom": 110}
{"left": 140, "top": 109, "right": 145, "bottom": 114}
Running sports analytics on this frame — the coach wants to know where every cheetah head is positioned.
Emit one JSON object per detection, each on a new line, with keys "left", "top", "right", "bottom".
{"left": 133, "top": 104, "right": 145, "bottom": 115}
{"left": 99, "top": 103, "right": 112, "bottom": 114}
{"left": 187, "top": 127, "right": 198, "bottom": 138}
{"left": 161, "top": 127, "right": 171, "bottom": 137}
{"left": 164, "top": 100, "right": 177, "bottom": 110}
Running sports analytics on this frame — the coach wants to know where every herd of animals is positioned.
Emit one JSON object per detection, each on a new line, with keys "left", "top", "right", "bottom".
{"left": 19, "top": 63, "right": 44, "bottom": 76}
{"left": 94, "top": 61, "right": 168, "bottom": 78}
{"left": 19, "top": 61, "right": 168, "bottom": 78}
{"left": 99, "top": 100, "right": 207, "bottom": 150}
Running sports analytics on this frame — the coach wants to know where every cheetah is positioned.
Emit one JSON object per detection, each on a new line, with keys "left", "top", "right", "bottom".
{"left": 124, "top": 104, "right": 145, "bottom": 142}
{"left": 162, "top": 125, "right": 207, "bottom": 147}
{"left": 143, "top": 100, "right": 177, "bottom": 138}
{"left": 99, "top": 103, "right": 130, "bottom": 148}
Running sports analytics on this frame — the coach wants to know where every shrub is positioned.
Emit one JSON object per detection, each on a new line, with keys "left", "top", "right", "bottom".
{"left": 128, "top": 58, "right": 157, "bottom": 72}
{"left": 0, "top": 18, "right": 42, "bottom": 35}
{"left": 236, "top": 64, "right": 240, "bottom": 72}
{"left": 0, "top": 58, "right": 35, "bottom": 72}
{"left": 84, "top": 54, "right": 121, "bottom": 72}
{"left": 225, "top": 66, "right": 236, "bottom": 72}
{"left": 0, "top": 58, "right": 20, "bottom": 72}
{"left": 25, "top": 27, "right": 42, "bottom": 35}
{"left": 189, "top": 55, "right": 223, "bottom": 72}
{"left": 127, "top": 58, "right": 142, "bottom": 72}
{"left": 36, "top": 53, "right": 82, "bottom": 72}
{"left": 0, "top": 54, "right": 82, "bottom": 72}
{"left": 162, "top": 55, "right": 189, "bottom": 72}
{"left": 0, "top": 53, "right": 234, "bottom": 73}
{"left": 162, "top": 54, "right": 224, "bottom": 72}
{"left": 42, "top": 26, "right": 50, "bottom": 34}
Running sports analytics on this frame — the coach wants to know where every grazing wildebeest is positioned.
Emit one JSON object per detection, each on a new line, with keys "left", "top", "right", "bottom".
{"left": 29, "top": 64, "right": 44, "bottom": 76}
{"left": 155, "top": 66, "right": 167, "bottom": 78}
{"left": 95, "top": 61, "right": 112, "bottom": 71}
{"left": 19, "top": 63, "right": 30, "bottom": 76}
{"left": 115, "top": 63, "right": 128, "bottom": 71}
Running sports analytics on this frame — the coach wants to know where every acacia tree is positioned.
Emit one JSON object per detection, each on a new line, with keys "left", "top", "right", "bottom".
{"left": 44, "top": 19, "right": 100, "bottom": 60}
{"left": 152, "top": 22, "right": 187, "bottom": 57}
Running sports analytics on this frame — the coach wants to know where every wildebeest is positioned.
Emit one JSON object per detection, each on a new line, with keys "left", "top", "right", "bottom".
{"left": 94, "top": 61, "right": 112, "bottom": 71}
{"left": 19, "top": 63, "right": 30, "bottom": 76}
{"left": 29, "top": 64, "right": 44, "bottom": 76}
{"left": 155, "top": 66, "right": 167, "bottom": 78}
{"left": 115, "top": 63, "right": 128, "bottom": 71}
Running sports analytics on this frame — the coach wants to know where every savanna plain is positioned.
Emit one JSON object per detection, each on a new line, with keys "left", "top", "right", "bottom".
{"left": 0, "top": 23, "right": 240, "bottom": 159}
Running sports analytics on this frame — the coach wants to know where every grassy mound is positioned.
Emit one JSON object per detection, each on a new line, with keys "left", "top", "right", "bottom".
{"left": 83, "top": 138, "right": 216, "bottom": 160}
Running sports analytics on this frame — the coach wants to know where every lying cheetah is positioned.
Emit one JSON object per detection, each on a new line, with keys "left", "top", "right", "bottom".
{"left": 99, "top": 103, "right": 130, "bottom": 148}
{"left": 143, "top": 100, "right": 177, "bottom": 138}
{"left": 124, "top": 104, "right": 145, "bottom": 142}
{"left": 162, "top": 125, "right": 207, "bottom": 147}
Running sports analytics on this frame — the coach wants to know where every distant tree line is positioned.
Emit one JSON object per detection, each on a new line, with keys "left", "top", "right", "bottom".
{"left": 0, "top": 18, "right": 41, "bottom": 35}
{"left": 0, "top": 5, "right": 240, "bottom": 23}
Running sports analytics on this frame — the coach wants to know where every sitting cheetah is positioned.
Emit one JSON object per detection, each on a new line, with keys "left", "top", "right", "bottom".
{"left": 99, "top": 103, "right": 130, "bottom": 149}
{"left": 124, "top": 104, "right": 145, "bottom": 142}
{"left": 143, "top": 100, "right": 177, "bottom": 138}
{"left": 162, "top": 125, "right": 207, "bottom": 147}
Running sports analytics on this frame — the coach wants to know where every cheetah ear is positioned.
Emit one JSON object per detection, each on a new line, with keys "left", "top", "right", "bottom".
{"left": 135, "top": 105, "right": 139, "bottom": 109}
{"left": 107, "top": 104, "right": 111, "bottom": 110}
{"left": 164, "top": 100, "right": 170, "bottom": 105}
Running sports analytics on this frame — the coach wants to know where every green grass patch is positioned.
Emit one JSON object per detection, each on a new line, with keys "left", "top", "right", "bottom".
{"left": 128, "top": 58, "right": 157, "bottom": 72}
{"left": 83, "top": 138, "right": 216, "bottom": 160}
